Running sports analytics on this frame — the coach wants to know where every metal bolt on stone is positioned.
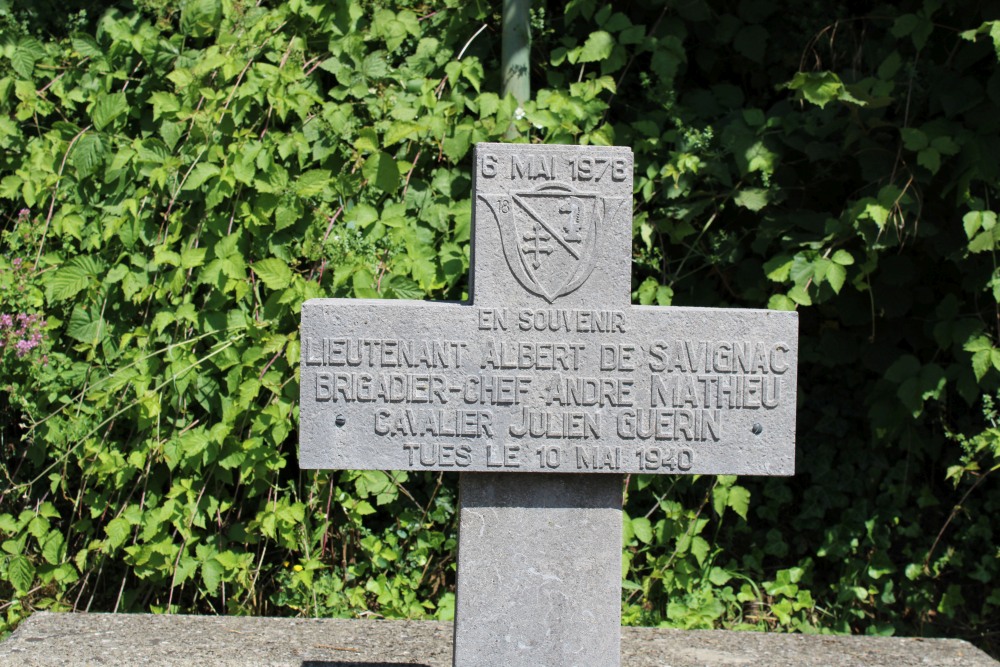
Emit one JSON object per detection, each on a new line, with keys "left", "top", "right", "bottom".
{"left": 299, "top": 143, "right": 798, "bottom": 666}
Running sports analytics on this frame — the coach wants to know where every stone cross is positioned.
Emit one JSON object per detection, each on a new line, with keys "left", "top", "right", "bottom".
{"left": 300, "top": 143, "right": 797, "bottom": 667}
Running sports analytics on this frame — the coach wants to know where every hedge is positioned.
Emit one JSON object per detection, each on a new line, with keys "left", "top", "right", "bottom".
{"left": 1, "top": 0, "right": 999, "bottom": 655}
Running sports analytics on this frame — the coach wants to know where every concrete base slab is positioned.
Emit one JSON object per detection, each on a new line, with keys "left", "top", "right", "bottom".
{"left": 1, "top": 612, "right": 995, "bottom": 667}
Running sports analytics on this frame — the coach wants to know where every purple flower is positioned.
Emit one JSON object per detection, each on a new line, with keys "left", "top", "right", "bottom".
{"left": 0, "top": 311, "right": 46, "bottom": 358}
{"left": 15, "top": 338, "right": 36, "bottom": 357}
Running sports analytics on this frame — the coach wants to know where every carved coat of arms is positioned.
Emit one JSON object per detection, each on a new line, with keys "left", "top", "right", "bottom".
{"left": 479, "top": 184, "right": 625, "bottom": 303}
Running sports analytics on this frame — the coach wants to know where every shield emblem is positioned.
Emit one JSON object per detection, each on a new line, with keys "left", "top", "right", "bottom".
{"left": 479, "top": 184, "right": 624, "bottom": 303}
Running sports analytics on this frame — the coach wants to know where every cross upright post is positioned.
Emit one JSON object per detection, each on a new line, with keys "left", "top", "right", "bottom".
{"left": 299, "top": 143, "right": 798, "bottom": 667}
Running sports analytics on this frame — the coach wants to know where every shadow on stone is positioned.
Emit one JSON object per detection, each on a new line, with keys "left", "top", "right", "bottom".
{"left": 301, "top": 663, "right": 430, "bottom": 667}
{"left": 459, "top": 472, "right": 621, "bottom": 509}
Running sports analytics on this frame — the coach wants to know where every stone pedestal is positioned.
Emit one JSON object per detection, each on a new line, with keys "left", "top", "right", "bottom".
{"left": 453, "top": 473, "right": 622, "bottom": 667}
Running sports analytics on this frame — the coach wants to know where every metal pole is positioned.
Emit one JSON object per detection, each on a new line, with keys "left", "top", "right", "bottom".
{"left": 502, "top": 0, "right": 530, "bottom": 137}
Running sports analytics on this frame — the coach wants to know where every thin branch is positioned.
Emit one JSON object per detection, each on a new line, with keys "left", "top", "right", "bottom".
{"left": 35, "top": 125, "right": 92, "bottom": 270}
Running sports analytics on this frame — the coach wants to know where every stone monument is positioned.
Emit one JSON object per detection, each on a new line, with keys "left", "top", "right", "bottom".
{"left": 300, "top": 143, "right": 798, "bottom": 667}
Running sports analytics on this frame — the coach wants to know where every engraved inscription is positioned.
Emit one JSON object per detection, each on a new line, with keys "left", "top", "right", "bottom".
{"left": 303, "top": 326, "right": 793, "bottom": 470}
{"left": 375, "top": 408, "right": 494, "bottom": 438}
{"left": 509, "top": 409, "right": 601, "bottom": 439}
{"left": 304, "top": 338, "right": 467, "bottom": 368}
{"left": 477, "top": 308, "right": 627, "bottom": 333}
{"left": 476, "top": 152, "right": 629, "bottom": 183}
{"left": 299, "top": 142, "right": 797, "bottom": 475}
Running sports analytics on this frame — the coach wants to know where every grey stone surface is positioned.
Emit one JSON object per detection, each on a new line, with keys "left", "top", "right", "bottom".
{"left": 453, "top": 473, "right": 622, "bottom": 667}
{"left": 297, "top": 143, "right": 799, "bottom": 666}
{"left": 2, "top": 612, "right": 996, "bottom": 667}
{"left": 470, "top": 144, "right": 633, "bottom": 311}
{"left": 453, "top": 145, "right": 636, "bottom": 666}
{"left": 299, "top": 143, "right": 798, "bottom": 475}
{"left": 298, "top": 301, "right": 797, "bottom": 475}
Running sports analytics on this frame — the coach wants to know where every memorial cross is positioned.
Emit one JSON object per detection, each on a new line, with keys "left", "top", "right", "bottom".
{"left": 300, "top": 143, "right": 798, "bottom": 667}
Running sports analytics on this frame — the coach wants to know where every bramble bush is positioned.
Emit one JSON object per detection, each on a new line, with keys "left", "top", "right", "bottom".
{"left": 1, "top": 0, "right": 999, "bottom": 656}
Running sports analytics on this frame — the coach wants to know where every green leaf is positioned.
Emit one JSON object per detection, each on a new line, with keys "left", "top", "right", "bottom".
{"left": 690, "top": 536, "right": 710, "bottom": 566}
{"left": 826, "top": 263, "right": 847, "bottom": 293}
{"left": 964, "top": 336, "right": 993, "bottom": 353}
{"left": 709, "top": 567, "right": 732, "bottom": 586}
{"left": 46, "top": 255, "right": 105, "bottom": 302}
{"left": 41, "top": 531, "right": 65, "bottom": 565}
{"left": 787, "top": 284, "right": 812, "bottom": 306}
{"left": 764, "top": 255, "right": 793, "bottom": 282}
{"left": 294, "top": 170, "right": 330, "bottom": 197}
{"left": 578, "top": 30, "right": 615, "bottom": 63}
{"left": 904, "top": 563, "right": 923, "bottom": 580}
{"left": 831, "top": 249, "right": 854, "bottom": 265}
{"left": 878, "top": 51, "right": 902, "bottom": 80}
{"left": 931, "top": 136, "right": 960, "bottom": 155}
{"left": 631, "top": 517, "right": 653, "bottom": 544}
{"left": 734, "top": 188, "right": 769, "bottom": 211}
{"left": 8, "top": 555, "right": 34, "bottom": 594}
{"left": 971, "top": 350, "right": 992, "bottom": 381}
{"left": 363, "top": 152, "right": 400, "bottom": 192}
{"left": 28, "top": 515, "right": 48, "bottom": 539}
{"left": 182, "top": 163, "right": 221, "bottom": 191}
{"left": 636, "top": 277, "right": 658, "bottom": 305}
{"left": 917, "top": 148, "right": 940, "bottom": 174}
{"left": 727, "top": 485, "right": 751, "bottom": 520}
{"left": 862, "top": 201, "right": 890, "bottom": 228}
{"left": 968, "top": 229, "right": 997, "bottom": 253}
{"left": 785, "top": 71, "right": 847, "bottom": 108}
{"left": 275, "top": 202, "right": 300, "bottom": 231}
{"left": 354, "top": 500, "right": 376, "bottom": 516}
{"left": 252, "top": 258, "right": 293, "bottom": 290}
{"left": 461, "top": 58, "right": 483, "bottom": 92}
{"left": 900, "top": 127, "right": 928, "bottom": 151}
{"left": 768, "top": 294, "right": 796, "bottom": 311}
{"left": 354, "top": 128, "right": 379, "bottom": 154}
{"left": 436, "top": 592, "right": 455, "bottom": 621}
{"left": 11, "top": 37, "right": 45, "bottom": 78}
{"left": 386, "top": 275, "right": 423, "bottom": 300}
{"left": 71, "top": 33, "right": 104, "bottom": 59}
{"left": 712, "top": 483, "right": 729, "bottom": 517}
{"left": 963, "top": 211, "right": 997, "bottom": 239}
{"left": 214, "top": 550, "right": 243, "bottom": 570}
{"left": 977, "top": 20, "right": 1000, "bottom": 57}
{"left": 181, "top": 0, "right": 223, "bottom": 38}
{"left": 105, "top": 517, "right": 131, "bottom": 549}
{"left": 67, "top": 304, "right": 106, "bottom": 345}
{"left": 70, "top": 133, "right": 106, "bottom": 179}
{"left": 346, "top": 203, "right": 379, "bottom": 228}
{"left": 180, "top": 246, "right": 207, "bottom": 269}
{"left": 201, "top": 559, "right": 223, "bottom": 591}
{"left": 92, "top": 92, "right": 128, "bottom": 131}
{"left": 892, "top": 13, "right": 933, "bottom": 49}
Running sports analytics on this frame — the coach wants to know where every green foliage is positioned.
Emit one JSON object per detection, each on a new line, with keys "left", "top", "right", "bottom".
{"left": 0, "top": 0, "right": 999, "bottom": 658}
{"left": 609, "top": 0, "right": 1000, "bottom": 651}
{"left": 0, "top": 0, "right": 487, "bottom": 634}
